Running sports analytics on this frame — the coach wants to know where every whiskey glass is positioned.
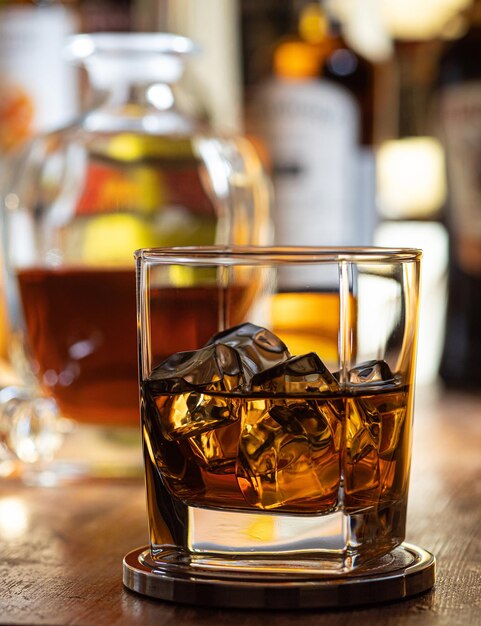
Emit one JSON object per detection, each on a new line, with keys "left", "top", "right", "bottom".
{"left": 136, "top": 246, "right": 421, "bottom": 576}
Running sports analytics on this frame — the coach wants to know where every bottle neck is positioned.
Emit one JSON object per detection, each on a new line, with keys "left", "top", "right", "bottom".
{"left": 84, "top": 53, "right": 184, "bottom": 101}
{"left": 68, "top": 33, "right": 196, "bottom": 108}
{"left": 82, "top": 57, "right": 198, "bottom": 135}
{"left": 315, "top": 0, "right": 342, "bottom": 38}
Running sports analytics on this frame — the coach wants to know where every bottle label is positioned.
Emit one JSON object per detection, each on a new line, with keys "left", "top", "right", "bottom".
{"left": 248, "top": 78, "right": 374, "bottom": 287}
{"left": 249, "top": 79, "right": 361, "bottom": 247}
{"left": 0, "top": 6, "right": 78, "bottom": 153}
{"left": 253, "top": 80, "right": 359, "bottom": 245}
{"left": 440, "top": 81, "right": 481, "bottom": 274}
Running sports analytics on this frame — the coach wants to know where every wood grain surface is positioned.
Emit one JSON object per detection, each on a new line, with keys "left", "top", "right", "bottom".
{"left": 0, "top": 385, "right": 480, "bottom": 626}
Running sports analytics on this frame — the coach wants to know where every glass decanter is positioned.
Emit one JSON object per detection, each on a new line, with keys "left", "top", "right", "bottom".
{"left": 0, "top": 33, "right": 271, "bottom": 478}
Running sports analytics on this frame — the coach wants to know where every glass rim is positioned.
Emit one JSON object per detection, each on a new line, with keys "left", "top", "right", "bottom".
{"left": 135, "top": 245, "right": 422, "bottom": 265}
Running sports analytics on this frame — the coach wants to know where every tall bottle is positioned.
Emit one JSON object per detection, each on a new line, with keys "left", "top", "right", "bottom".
{"left": 438, "top": 0, "right": 481, "bottom": 388}
{"left": 246, "top": 1, "right": 377, "bottom": 253}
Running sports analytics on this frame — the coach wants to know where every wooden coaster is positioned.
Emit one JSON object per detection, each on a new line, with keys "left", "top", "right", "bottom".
{"left": 123, "top": 542, "right": 435, "bottom": 609}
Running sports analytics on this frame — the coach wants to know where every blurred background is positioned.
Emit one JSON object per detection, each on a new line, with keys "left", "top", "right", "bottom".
{"left": 0, "top": 0, "right": 480, "bottom": 389}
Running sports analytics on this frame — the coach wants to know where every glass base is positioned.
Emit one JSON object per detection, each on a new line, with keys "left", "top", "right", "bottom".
{"left": 148, "top": 501, "right": 407, "bottom": 574}
{"left": 123, "top": 542, "right": 435, "bottom": 608}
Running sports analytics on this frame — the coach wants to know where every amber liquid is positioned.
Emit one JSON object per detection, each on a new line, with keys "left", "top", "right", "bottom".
{"left": 142, "top": 383, "right": 411, "bottom": 516}
{"left": 271, "top": 291, "right": 357, "bottom": 366}
{"left": 16, "top": 267, "right": 254, "bottom": 427}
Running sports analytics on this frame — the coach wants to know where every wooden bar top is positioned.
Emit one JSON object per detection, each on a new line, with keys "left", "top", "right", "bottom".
{"left": 0, "top": 385, "right": 480, "bottom": 625}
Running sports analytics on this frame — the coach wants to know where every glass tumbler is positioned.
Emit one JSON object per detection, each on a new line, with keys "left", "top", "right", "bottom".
{"left": 136, "top": 246, "right": 421, "bottom": 575}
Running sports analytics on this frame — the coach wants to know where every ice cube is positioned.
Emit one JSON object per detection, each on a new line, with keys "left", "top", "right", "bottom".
{"left": 251, "top": 352, "right": 339, "bottom": 393}
{"left": 377, "top": 390, "right": 408, "bottom": 458}
{"left": 151, "top": 390, "right": 238, "bottom": 441}
{"left": 146, "top": 344, "right": 244, "bottom": 440}
{"left": 344, "top": 397, "right": 381, "bottom": 495}
{"left": 344, "top": 388, "right": 409, "bottom": 502}
{"left": 347, "top": 360, "right": 395, "bottom": 385}
{"left": 207, "top": 323, "right": 290, "bottom": 379}
{"left": 150, "top": 343, "right": 245, "bottom": 393}
{"left": 188, "top": 420, "right": 240, "bottom": 472}
{"left": 236, "top": 397, "right": 341, "bottom": 511}
{"left": 347, "top": 399, "right": 381, "bottom": 461}
{"left": 343, "top": 362, "right": 405, "bottom": 497}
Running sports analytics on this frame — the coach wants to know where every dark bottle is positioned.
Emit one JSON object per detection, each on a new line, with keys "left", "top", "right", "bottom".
{"left": 438, "top": 0, "right": 481, "bottom": 388}
{"left": 321, "top": 8, "right": 376, "bottom": 146}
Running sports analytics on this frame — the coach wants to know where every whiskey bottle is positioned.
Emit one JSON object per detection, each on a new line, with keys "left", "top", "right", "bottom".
{"left": 247, "top": 1, "right": 376, "bottom": 252}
